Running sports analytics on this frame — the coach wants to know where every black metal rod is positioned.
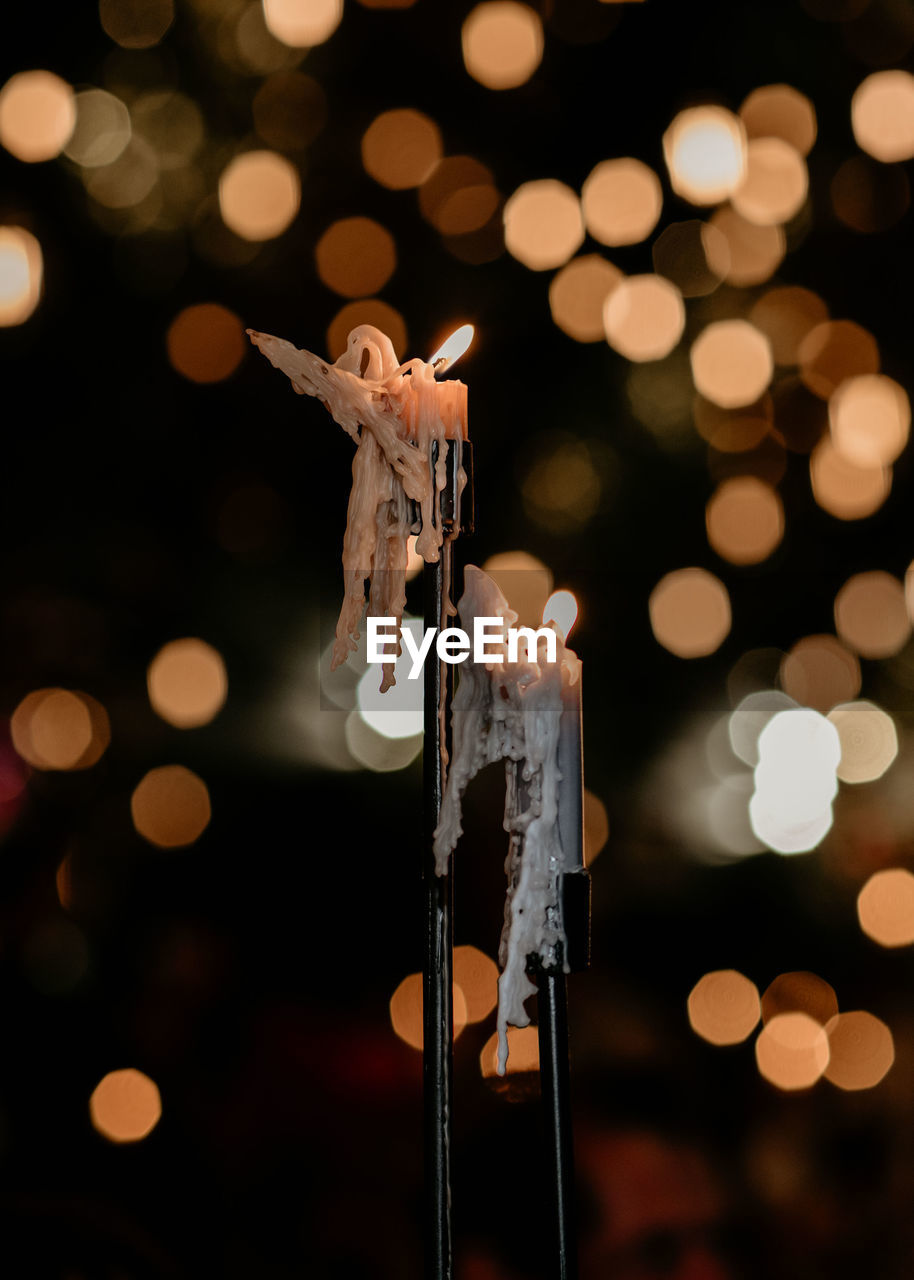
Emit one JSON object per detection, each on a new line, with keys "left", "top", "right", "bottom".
{"left": 537, "top": 967, "right": 578, "bottom": 1280}
{"left": 423, "top": 543, "right": 454, "bottom": 1280}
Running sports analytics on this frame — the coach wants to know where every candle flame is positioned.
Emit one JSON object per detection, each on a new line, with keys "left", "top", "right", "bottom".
{"left": 430, "top": 323, "right": 475, "bottom": 374}
{"left": 543, "top": 590, "right": 578, "bottom": 641}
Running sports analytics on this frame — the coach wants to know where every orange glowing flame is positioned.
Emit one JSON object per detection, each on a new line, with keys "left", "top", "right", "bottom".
{"left": 430, "top": 323, "right": 474, "bottom": 373}
{"left": 543, "top": 589, "right": 578, "bottom": 641}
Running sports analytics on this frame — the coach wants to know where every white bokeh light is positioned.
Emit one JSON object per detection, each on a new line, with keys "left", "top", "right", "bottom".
{"left": 356, "top": 617, "right": 425, "bottom": 739}
{"left": 749, "top": 708, "right": 841, "bottom": 854}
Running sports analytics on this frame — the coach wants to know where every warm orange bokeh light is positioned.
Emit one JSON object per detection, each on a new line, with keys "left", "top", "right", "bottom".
{"left": 480, "top": 1025, "right": 540, "bottom": 1076}
{"left": 522, "top": 438, "right": 602, "bottom": 533}
{"left": 834, "top": 571, "right": 911, "bottom": 659}
{"left": 857, "top": 869, "right": 914, "bottom": 947}
{"left": 760, "top": 972, "right": 838, "bottom": 1026}
{"left": 687, "top": 969, "right": 761, "bottom": 1045}
{"left": 218, "top": 150, "right": 300, "bottom": 241}
{"left": 480, "top": 550, "right": 554, "bottom": 627}
{"left": 732, "top": 138, "right": 808, "bottom": 226}
{"left": 705, "top": 207, "right": 785, "bottom": 286}
{"left": 581, "top": 158, "right": 662, "bottom": 247}
{"left": 851, "top": 70, "right": 914, "bottom": 163}
{"left": 315, "top": 217, "right": 396, "bottom": 298}
{"left": 504, "top": 179, "right": 584, "bottom": 270}
{"left": 11, "top": 689, "right": 110, "bottom": 771}
{"left": 461, "top": 2, "right": 544, "bottom": 90}
{"left": 755, "top": 1013, "right": 829, "bottom": 1091}
{"left": 453, "top": 945, "right": 499, "bottom": 1022}
{"left": 327, "top": 299, "right": 407, "bottom": 363}
{"left": 166, "top": 303, "right": 246, "bottom": 384}
{"left": 705, "top": 476, "right": 784, "bottom": 565}
{"left": 652, "top": 220, "right": 728, "bottom": 298}
{"left": 389, "top": 971, "right": 468, "bottom": 1049}
{"left": 739, "top": 83, "right": 817, "bottom": 156}
{"left": 549, "top": 255, "right": 623, "bottom": 343}
{"left": 749, "top": 286, "right": 828, "bottom": 367}
{"left": 90, "top": 1068, "right": 162, "bottom": 1143}
{"left": 99, "top": 0, "right": 174, "bottom": 49}
{"left": 603, "top": 274, "right": 685, "bottom": 362}
{"left": 0, "top": 70, "right": 76, "bottom": 162}
{"left": 829, "top": 701, "right": 898, "bottom": 784}
{"left": 828, "top": 374, "right": 910, "bottom": 468}
{"left": 648, "top": 568, "right": 732, "bottom": 659}
{"left": 690, "top": 320, "right": 773, "bottom": 409}
{"left": 584, "top": 790, "right": 609, "bottom": 865}
{"left": 362, "top": 108, "right": 442, "bottom": 190}
{"left": 809, "top": 438, "right": 891, "bottom": 521}
{"left": 798, "top": 320, "right": 879, "bottom": 401}
{"left": 0, "top": 225, "right": 43, "bottom": 326}
{"left": 262, "top": 0, "right": 343, "bottom": 46}
{"left": 131, "top": 765, "right": 212, "bottom": 849}
{"left": 663, "top": 106, "right": 747, "bottom": 205}
{"left": 825, "top": 1012, "right": 894, "bottom": 1091}
{"left": 420, "top": 155, "right": 500, "bottom": 237}
{"left": 779, "top": 634, "right": 861, "bottom": 713}
{"left": 147, "top": 638, "right": 228, "bottom": 728}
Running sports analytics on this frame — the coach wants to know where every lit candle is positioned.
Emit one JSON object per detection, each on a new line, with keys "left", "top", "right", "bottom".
{"left": 434, "top": 567, "right": 585, "bottom": 1073}
{"left": 247, "top": 323, "right": 472, "bottom": 688}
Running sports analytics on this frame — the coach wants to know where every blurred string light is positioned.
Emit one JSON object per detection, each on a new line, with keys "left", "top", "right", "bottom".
{"left": 218, "top": 150, "right": 300, "bottom": 240}
{"left": 581, "top": 158, "right": 662, "bottom": 246}
{"left": 327, "top": 298, "right": 407, "bottom": 361}
{"left": 461, "top": 2, "right": 544, "bottom": 90}
{"left": 362, "top": 108, "right": 442, "bottom": 190}
{"left": 166, "top": 303, "right": 246, "bottom": 383}
{"left": 99, "top": 0, "right": 174, "bottom": 48}
{"left": 739, "top": 83, "right": 817, "bottom": 156}
{"left": 503, "top": 179, "right": 583, "bottom": 270}
{"left": 662, "top": 105, "right": 747, "bottom": 205}
{"left": 147, "top": 638, "right": 228, "bottom": 728}
{"left": 809, "top": 438, "right": 892, "bottom": 520}
{"left": 419, "top": 155, "right": 501, "bottom": 237}
{"left": 834, "top": 571, "right": 911, "bottom": 659}
{"left": 729, "top": 690, "right": 797, "bottom": 766}
{"left": 90, "top": 1068, "right": 162, "bottom": 1143}
{"left": 704, "top": 207, "right": 785, "bottom": 286}
{"left": 693, "top": 395, "right": 771, "bottom": 453}
{"left": 799, "top": 320, "right": 879, "bottom": 400}
{"left": 11, "top": 689, "right": 110, "bottom": 771}
{"left": 0, "top": 226, "right": 42, "bottom": 326}
{"left": 828, "top": 374, "right": 910, "bottom": 468}
{"left": 705, "top": 476, "right": 784, "bottom": 565}
{"left": 652, "top": 220, "right": 728, "bottom": 298}
{"left": 761, "top": 972, "right": 837, "bottom": 1025}
{"left": 648, "top": 568, "right": 731, "bottom": 658}
{"left": 0, "top": 70, "right": 76, "bottom": 162}
{"left": 824, "top": 1012, "right": 894, "bottom": 1090}
{"left": 315, "top": 217, "right": 396, "bottom": 297}
{"left": 756, "top": 1013, "right": 829, "bottom": 1090}
{"left": 356, "top": 617, "right": 424, "bottom": 739}
{"left": 851, "top": 70, "right": 914, "bottom": 162}
{"left": 344, "top": 711, "right": 422, "bottom": 772}
{"left": 690, "top": 320, "right": 773, "bottom": 408}
{"left": 749, "top": 708, "right": 840, "bottom": 854}
{"left": 64, "top": 89, "right": 131, "bottom": 167}
{"left": 857, "top": 868, "right": 914, "bottom": 947}
{"left": 261, "top": 0, "right": 343, "bottom": 46}
{"left": 780, "top": 634, "right": 861, "bottom": 712}
{"left": 130, "top": 765, "right": 212, "bottom": 848}
{"left": 687, "top": 969, "right": 761, "bottom": 1045}
{"left": 603, "top": 274, "right": 684, "bottom": 362}
{"left": 549, "top": 255, "right": 622, "bottom": 342}
{"left": 731, "top": 138, "right": 808, "bottom": 226}
{"left": 749, "top": 286, "right": 828, "bottom": 366}
{"left": 828, "top": 701, "right": 898, "bottom": 783}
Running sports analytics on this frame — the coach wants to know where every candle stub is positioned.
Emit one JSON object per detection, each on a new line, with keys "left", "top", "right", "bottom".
{"left": 434, "top": 566, "right": 582, "bottom": 1074}
{"left": 248, "top": 324, "right": 469, "bottom": 689}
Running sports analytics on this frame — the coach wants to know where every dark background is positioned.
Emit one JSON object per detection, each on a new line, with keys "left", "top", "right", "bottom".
{"left": 2, "top": 0, "right": 914, "bottom": 1275}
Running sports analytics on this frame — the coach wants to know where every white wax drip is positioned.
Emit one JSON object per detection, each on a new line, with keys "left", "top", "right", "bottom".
{"left": 433, "top": 566, "right": 577, "bottom": 1074}
{"left": 248, "top": 324, "right": 467, "bottom": 689}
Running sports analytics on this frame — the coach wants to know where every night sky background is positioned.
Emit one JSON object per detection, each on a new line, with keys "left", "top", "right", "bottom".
{"left": 2, "top": 0, "right": 914, "bottom": 1276}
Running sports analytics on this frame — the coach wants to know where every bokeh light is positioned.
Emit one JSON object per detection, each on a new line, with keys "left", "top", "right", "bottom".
{"left": 262, "top": 0, "right": 343, "bottom": 46}
{"left": 315, "top": 217, "right": 396, "bottom": 297}
{"left": 750, "top": 708, "right": 840, "bottom": 853}
{"left": 327, "top": 299, "right": 407, "bottom": 362}
{"left": 756, "top": 1013, "right": 830, "bottom": 1090}
{"left": 662, "top": 105, "right": 747, "bottom": 205}
{"left": 809, "top": 437, "right": 891, "bottom": 520}
{"left": 705, "top": 207, "right": 785, "bottom": 286}
{"left": 687, "top": 969, "right": 761, "bottom": 1045}
{"left": 419, "top": 155, "right": 500, "bottom": 236}
{"left": 693, "top": 395, "right": 772, "bottom": 453}
{"left": 857, "top": 869, "right": 914, "bottom": 946}
{"left": 729, "top": 690, "right": 797, "bottom": 766}
{"left": 834, "top": 571, "right": 911, "bottom": 659}
{"left": 581, "top": 158, "right": 662, "bottom": 246}
{"left": 828, "top": 700, "right": 898, "bottom": 783}
{"left": 0, "top": 226, "right": 43, "bottom": 327}
{"left": 828, "top": 374, "right": 910, "bottom": 468}
{"left": 798, "top": 320, "right": 879, "bottom": 401}
{"left": 64, "top": 89, "right": 131, "bottom": 168}
{"left": 480, "top": 550, "right": 553, "bottom": 626}
{"left": 749, "top": 286, "right": 828, "bottom": 367}
{"left": 99, "top": 0, "right": 174, "bottom": 49}
{"left": 89, "top": 1068, "right": 162, "bottom": 1143}
{"left": 356, "top": 618, "right": 425, "bottom": 736}
{"left": 362, "top": 109, "right": 442, "bottom": 189}
{"left": 480, "top": 1025, "right": 539, "bottom": 1077}
{"left": 760, "top": 972, "right": 838, "bottom": 1026}
{"left": 652, "top": 220, "right": 728, "bottom": 298}
{"left": 344, "top": 711, "right": 422, "bottom": 772}
{"left": 780, "top": 635, "right": 861, "bottom": 713}
{"left": 218, "top": 150, "right": 300, "bottom": 241}
{"left": 166, "top": 303, "right": 246, "bottom": 383}
{"left": 389, "top": 972, "right": 468, "bottom": 1050}
{"left": 11, "top": 689, "right": 110, "bottom": 771}
{"left": 824, "top": 1012, "right": 894, "bottom": 1090}
{"left": 521, "top": 437, "right": 603, "bottom": 533}
{"left": 253, "top": 72, "right": 327, "bottom": 151}
{"left": 0, "top": 70, "right": 76, "bottom": 162}
{"left": 732, "top": 138, "right": 808, "bottom": 226}
{"left": 453, "top": 945, "right": 499, "bottom": 1022}
{"left": 147, "top": 638, "right": 228, "bottom": 728}
{"left": 503, "top": 179, "right": 584, "bottom": 270}
{"left": 705, "top": 476, "right": 784, "bottom": 565}
{"left": 851, "top": 70, "right": 914, "bottom": 162}
{"left": 461, "top": 2, "right": 544, "bottom": 90}
{"left": 690, "top": 320, "right": 773, "bottom": 409}
{"left": 584, "top": 789, "right": 609, "bottom": 865}
{"left": 131, "top": 765, "right": 212, "bottom": 848}
{"left": 739, "top": 83, "right": 817, "bottom": 155}
{"left": 648, "top": 568, "right": 731, "bottom": 659}
{"left": 549, "top": 255, "right": 622, "bottom": 342}
{"left": 831, "top": 156, "right": 910, "bottom": 234}
{"left": 603, "top": 274, "right": 685, "bottom": 362}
